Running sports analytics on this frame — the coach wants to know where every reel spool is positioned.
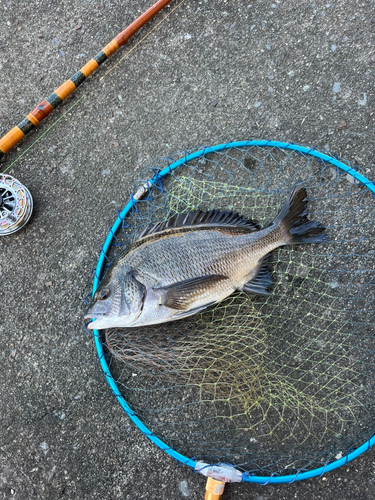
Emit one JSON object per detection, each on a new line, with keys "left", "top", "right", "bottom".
{"left": 0, "top": 174, "right": 33, "bottom": 236}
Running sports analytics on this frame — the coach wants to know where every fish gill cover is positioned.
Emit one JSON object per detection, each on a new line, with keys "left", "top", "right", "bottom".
{"left": 92, "top": 144, "right": 375, "bottom": 476}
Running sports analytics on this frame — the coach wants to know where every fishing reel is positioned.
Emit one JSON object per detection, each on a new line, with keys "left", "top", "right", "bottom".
{"left": 0, "top": 174, "right": 33, "bottom": 236}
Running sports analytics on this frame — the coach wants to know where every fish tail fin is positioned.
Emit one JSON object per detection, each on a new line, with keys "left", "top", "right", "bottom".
{"left": 274, "top": 182, "right": 328, "bottom": 244}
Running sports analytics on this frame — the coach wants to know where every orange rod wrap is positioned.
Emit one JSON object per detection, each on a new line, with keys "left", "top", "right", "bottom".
{"left": 26, "top": 113, "right": 40, "bottom": 127}
{"left": 0, "top": 0, "right": 174, "bottom": 159}
{"left": 55, "top": 80, "right": 77, "bottom": 100}
{"left": 0, "top": 127, "right": 25, "bottom": 154}
{"left": 102, "top": 40, "right": 120, "bottom": 58}
{"left": 80, "top": 59, "right": 99, "bottom": 78}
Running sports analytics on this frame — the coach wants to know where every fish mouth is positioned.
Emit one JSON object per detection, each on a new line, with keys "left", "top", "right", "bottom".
{"left": 84, "top": 298, "right": 112, "bottom": 327}
{"left": 84, "top": 312, "right": 104, "bottom": 330}
{"left": 84, "top": 312, "right": 103, "bottom": 319}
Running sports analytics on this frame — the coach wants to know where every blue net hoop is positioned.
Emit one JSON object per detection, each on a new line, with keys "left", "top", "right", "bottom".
{"left": 89, "top": 140, "right": 375, "bottom": 484}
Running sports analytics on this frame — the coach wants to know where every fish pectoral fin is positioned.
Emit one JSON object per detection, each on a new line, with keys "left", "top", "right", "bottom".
{"left": 155, "top": 275, "right": 228, "bottom": 310}
{"left": 172, "top": 301, "right": 217, "bottom": 319}
{"left": 241, "top": 256, "right": 272, "bottom": 297}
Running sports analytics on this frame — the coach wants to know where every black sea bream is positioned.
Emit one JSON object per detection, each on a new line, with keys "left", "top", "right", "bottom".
{"left": 85, "top": 183, "right": 327, "bottom": 330}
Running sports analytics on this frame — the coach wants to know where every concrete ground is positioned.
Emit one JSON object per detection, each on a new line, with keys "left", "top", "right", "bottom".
{"left": 0, "top": 0, "right": 374, "bottom": 498}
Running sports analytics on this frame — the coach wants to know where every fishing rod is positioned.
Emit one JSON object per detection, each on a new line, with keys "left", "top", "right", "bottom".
{"left": 0, "top": 0, "right": 173, "bottom": 161}
{"left": 0, "top": 0, "right": 174, "bottom": 236}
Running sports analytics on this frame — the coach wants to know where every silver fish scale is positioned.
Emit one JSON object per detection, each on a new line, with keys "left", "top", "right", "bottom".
{"left": 119, "top": 225, "right": 283, "bottom": 289}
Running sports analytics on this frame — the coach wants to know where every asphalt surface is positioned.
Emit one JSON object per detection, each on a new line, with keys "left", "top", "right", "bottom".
{"left": 0, "top": 0, "right": 374, "bottom": 499}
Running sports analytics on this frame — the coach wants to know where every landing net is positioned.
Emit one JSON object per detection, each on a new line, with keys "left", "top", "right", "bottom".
{"left": 90, "top": 142, "right": 375, "bottom": 479}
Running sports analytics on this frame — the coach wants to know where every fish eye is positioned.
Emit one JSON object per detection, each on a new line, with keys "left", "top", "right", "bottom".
{"left": 98, "top": 288, "right": 110, "bottom": 300}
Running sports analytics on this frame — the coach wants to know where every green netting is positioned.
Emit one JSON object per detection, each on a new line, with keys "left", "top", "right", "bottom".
{"left": 96, "top": 144, "right": 375, "bottom": 475}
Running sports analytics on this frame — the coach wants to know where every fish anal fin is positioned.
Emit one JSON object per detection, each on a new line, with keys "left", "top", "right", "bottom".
{"left": 242, "top": 256, "right": 272, "bottom": 297}
{"left": 156, "top": 274, "right": 228, "bottom": 310}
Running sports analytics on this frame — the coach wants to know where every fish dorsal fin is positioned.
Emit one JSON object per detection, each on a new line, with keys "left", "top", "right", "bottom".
{"left": 133, "top": 210, "right": 260, "bottom": 246}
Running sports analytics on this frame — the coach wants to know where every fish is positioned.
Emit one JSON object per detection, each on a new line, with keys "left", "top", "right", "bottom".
{"left": 85, "top": 183, "right": 327, "bottom": 330}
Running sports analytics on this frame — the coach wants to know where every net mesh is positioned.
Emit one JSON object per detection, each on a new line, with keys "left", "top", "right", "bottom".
{"left": 95, "top": 144, "right": 375, "bottom": 475}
